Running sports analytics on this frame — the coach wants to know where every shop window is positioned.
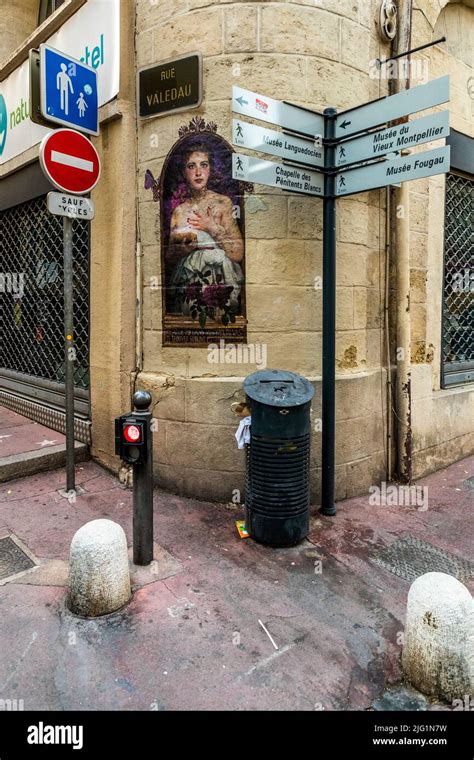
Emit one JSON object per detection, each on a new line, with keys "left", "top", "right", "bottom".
{"left": 0, "top": 195, "right": 90, "bottom": 389}
{"left": 441, "top": 172, "right": 474, "bottom": 387}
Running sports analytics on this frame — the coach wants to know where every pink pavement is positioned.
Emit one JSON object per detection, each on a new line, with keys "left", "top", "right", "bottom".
{"left": 0, "top": 455, "right": 472, "bottom": 711}
{"left": 0, "top": 407, "right": 65, "bottom": 458}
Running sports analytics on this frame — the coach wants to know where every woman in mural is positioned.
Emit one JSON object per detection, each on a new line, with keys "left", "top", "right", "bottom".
{"left": 167, "top": 141, "right": 244, "bottom": 316}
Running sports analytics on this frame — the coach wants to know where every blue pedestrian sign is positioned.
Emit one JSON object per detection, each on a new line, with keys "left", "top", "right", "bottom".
{"left": 40, "top": 44, "right": 99, "bottom": 136}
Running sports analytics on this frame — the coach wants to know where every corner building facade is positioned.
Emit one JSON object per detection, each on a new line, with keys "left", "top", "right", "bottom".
{"left": 0, "top": 0, "right": 472, "bottom": 504}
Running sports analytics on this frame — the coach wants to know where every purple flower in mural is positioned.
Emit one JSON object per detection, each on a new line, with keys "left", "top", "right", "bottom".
{"left": 185, "top": 283, "right": 202, "bottom": 302}
{"left": 201, "top": 284, "right": 234, "bottom": 308}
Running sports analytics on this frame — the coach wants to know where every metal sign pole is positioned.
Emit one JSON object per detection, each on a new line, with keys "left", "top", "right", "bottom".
{"left": 63, "top": 216, "right": 75, "bottom": 493}
{"left": 320, "top": 108, "right": 337, "bottom": 517}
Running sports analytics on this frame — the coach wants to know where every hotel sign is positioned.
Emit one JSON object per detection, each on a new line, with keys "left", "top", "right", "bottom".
{"left": 138, "top": 53, "right": 202, "bottom": 119}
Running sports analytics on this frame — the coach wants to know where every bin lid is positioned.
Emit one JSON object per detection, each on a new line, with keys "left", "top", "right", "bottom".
{"left": 244, "top": 369, "right": 314, "bottom": 407}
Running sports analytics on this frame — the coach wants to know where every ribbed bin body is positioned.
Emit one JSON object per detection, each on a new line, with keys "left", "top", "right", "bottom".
{"left": 244, "top": 370, "right": 314, "bottom": 547}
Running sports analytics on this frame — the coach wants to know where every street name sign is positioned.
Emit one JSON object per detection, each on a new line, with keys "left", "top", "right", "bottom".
{"left": 232, "top": 119, "right": 324, "bottom": 168}
{"left": 335, "top": 110, "right": 450, "bottom": 168}
{"left": 47, "top": 192, "right": 95, "bottom": 219}
{"left": 138, "top": 53, "right": 202, "bottom": 119}
{"left": 40, "top": 43, "right": 99, "bottom": 135}
{"left": 335, "top": 146, "right": 450, "bottom": 196}
{"left": 39, "top": 128, "right": 101, "bottom": 195}
{"left": 232, "top": 153, "right": 324, "bottom": 197}
{"left": 335, "top": 75, "right": 449, "bottom": 139}
{"left": 232, "top": 85, "right": 324, "bottom": 138}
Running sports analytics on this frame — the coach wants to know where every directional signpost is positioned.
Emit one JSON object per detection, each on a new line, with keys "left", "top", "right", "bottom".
{"left": 231, "top": 76, "right": 451, "bottom": 517}
{"left": 40, "top": 43, "right": 99, "bottom": 136}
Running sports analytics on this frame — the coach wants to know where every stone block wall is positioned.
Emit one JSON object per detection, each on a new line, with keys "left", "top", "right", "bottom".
{"left": 135, "top": 0, "right": 391, "bottom": 504}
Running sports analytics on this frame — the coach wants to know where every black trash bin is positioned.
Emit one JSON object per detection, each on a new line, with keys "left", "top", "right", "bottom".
{"left": 244, "top": 369, "right": 314, "bottom": 547}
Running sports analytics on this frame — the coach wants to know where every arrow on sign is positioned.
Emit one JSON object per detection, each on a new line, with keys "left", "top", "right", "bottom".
{"left": 335, "top": 75, "right": 449, "bottom": 138}
{"left": 232, "top": 86, "right": 324, "bottom": 137}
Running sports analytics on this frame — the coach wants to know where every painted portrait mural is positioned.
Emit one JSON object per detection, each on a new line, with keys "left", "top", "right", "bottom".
{"left": 145, "top": 118, "right": 249, "bottom": 346}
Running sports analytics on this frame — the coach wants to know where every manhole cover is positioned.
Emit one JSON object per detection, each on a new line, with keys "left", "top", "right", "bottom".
{"left": 372, "top": 535, "right": 474, "bottom": 584}
{"left": 0, "top": 536, "right": 36, "bottom": 582}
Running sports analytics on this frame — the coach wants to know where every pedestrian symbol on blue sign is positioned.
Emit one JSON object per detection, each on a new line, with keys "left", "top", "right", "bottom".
{"left": 40, "top": 44, "right": 99, "bottom": 136}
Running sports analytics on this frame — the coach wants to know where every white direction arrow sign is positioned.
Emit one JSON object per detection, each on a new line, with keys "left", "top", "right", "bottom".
{"left": 336, "top": 146, "right": 450, "bottom": 196}
{"left": 232, "top": 153, "right": 324, "bottom": 197}
{"left": 335, "top": 76, "right": 449, "bottom": 139}
{"left": 47, "top": 192, "right": 95, "bottom": 219}
{"left": 336, "top": 110, "right": 450, "bottom": 168}
{"left": 233, "top": 86, "right": 324, "bottom": 138}
{"left": 232, "top": 119, "right": 324, "bottom": 168}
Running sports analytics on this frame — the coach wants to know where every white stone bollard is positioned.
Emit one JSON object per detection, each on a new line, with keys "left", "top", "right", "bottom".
{"left": 402, "top": 572, "right": 474, "bottom": 703}
{"left": 68, "top": 519, "right": 131, "bottom": 617}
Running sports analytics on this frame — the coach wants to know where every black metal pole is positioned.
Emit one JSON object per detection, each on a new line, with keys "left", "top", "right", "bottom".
{"left": 320, "top": 108, "right": 337, "bottom": 516}
{"left": 63, "top": 216, "right": 75, "bottom": 493}
{"left": 375, "top": 36, "right": 445, "bottom": 66}
{"left": 132, "top": 390, "right": 154, "bottom": 565}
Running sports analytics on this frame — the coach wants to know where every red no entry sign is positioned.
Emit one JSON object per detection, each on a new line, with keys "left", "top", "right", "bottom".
{"left": 39, "top": 128, "right": 101, "bottom": 195}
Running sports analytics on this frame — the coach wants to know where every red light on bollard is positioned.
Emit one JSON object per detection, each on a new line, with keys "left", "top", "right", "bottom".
{"left": 123, "top": 424, "right": 142, "bottom": 443}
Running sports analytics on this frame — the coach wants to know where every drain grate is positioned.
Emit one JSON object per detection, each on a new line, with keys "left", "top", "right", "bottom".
{"left": 372, "top": 535, "right": 474, "bottom": 584}
{"left": 0, "top": 536, "right": 36, "bottom": 582}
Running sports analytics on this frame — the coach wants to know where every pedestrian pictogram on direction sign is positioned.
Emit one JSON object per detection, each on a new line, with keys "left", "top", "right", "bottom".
{"left": 39, "top": 128, "right": 101, "bottom": 195}
{"left": 40, "top": 44, "right": 99, "bottom": 135}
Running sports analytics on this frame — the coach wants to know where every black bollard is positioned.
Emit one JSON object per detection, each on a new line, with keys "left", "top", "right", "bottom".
{"left": 131, "top": 390, "right": 154, "bottom": 565}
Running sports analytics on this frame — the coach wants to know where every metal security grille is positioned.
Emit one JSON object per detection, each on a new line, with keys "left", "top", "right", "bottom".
{"left": 441, "top": 173, "right": 474, "bottom": 387}
{"left": 0, "top": 195, "right": 90, "bottom": 391}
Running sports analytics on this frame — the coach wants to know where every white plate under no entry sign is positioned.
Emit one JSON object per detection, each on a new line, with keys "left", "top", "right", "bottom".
{"left": 47, "top": 192, "right": 95, "bottom": 220}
